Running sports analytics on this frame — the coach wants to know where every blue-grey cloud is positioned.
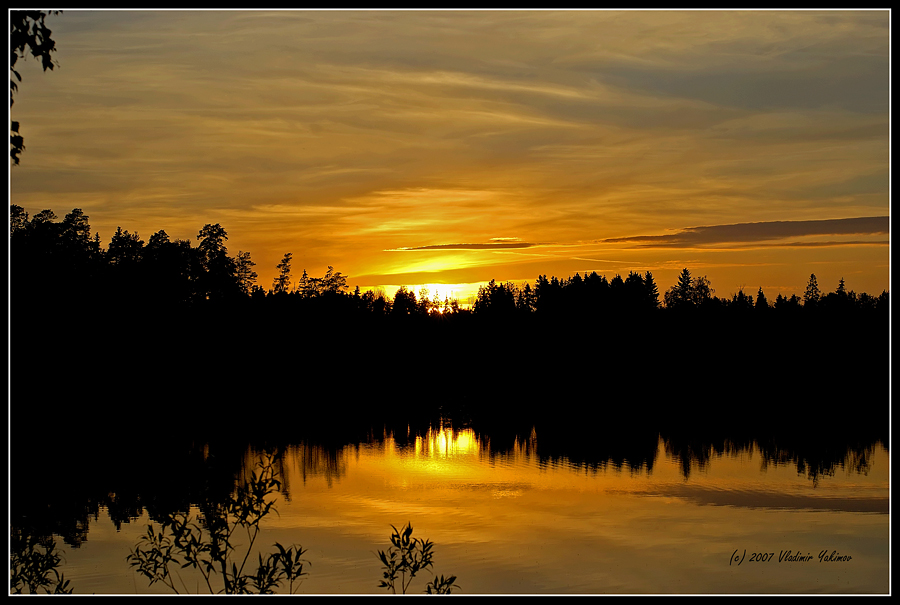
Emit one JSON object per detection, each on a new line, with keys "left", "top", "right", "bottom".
{"left": 602, "top": 216, "right": 889, "bottom": 248}
{"left": 597, "top": 56, "right": 888, "bottom": 115}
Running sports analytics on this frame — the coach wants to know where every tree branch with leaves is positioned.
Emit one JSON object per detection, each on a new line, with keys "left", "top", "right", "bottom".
{"left": 127, "top": 451, "right": 309, "bottom": 594}
{"left": 10, "top": 10, "right": 60, "bottom": 165}
{"left": 377, "top": 523, "right": 459, "bottom": 594}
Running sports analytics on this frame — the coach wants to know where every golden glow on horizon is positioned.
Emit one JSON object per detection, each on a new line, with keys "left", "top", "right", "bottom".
{"left": 9, "top": 10, "right": 889, "bottom": 298}
{"left": 365, "top": 283, "right": 481, "bottom": 307}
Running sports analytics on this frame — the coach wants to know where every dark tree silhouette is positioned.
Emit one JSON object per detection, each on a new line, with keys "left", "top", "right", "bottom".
{"left": 143, "top": 230, "right": 194, "bottom": 305}
{"left": 56, "top": 208, "right": 102, "bottom": 278}
{"left": 291, "top": 265, "right": 348, "bottom": 298}
{"left": 516, "top": 282, "right": 536, "bottom": 314}
{"left": 107, "top": 227, "right": 144, "bottom": 267}
{"left": 644, "top": 271, "right": 660, "bottom": 310}
{"left": 820, "top": 277, "right": 855, "bottom": 313}
{"left": 295, "top": 268, "right": 310, "bottom": 297}
{"left": 583, "top": 271, "right": 610, "bottom": 313}
{"left": 473, "top": 279, "right": 517, "bottom": 317}
{"left": 196, "top": 224, "right": 238, "bottom": 301}
{"left": 358, "top": 288, "right": 391, "bottom": 316}
{"left": 392, "top": 286, "right": 418, "bottom": 316}
{"left": 803, "top": 273, "right": 821, "bottom": 308}
{"left": 317, "top": 266, "right": 349, "bottom": 296}
{"left": 273, "top": 253, "right": 292, "bottom": 294}
{"left": 664, "top": 268, "right": 693, "bottom": 309}
{"left": 197, "top": 224, "right": 228, "bottom": 265}
{"left": 10, "top": 206, "right": 104, "bottom": 309}
{"left": 235, "top": 251, "right": 258, "bottom": 295}
{"left": 10, "top": 10, "right": 60, "bottom": 164}
{"left": 729, "top": 288, "right": 754, "bottom": 311}
{"left": 774, "top": 293, "right": 801, "bottom": 311}
{"left": 415, "top": 286, "right": 430, "bottom": 315}
{"left": 104, "top": 227, "right": 147, "bottom": 303}
{"left": 691, "top": 275, "right": 714, "bottom": 306}
{"left": 10, "top": 204, "right": 29, "bottom": 234}
{"left": 755, "top": 287, "right": 768, "bottom": 311}
{"left": 60, "top": 209, "right": 93, "bottom": 253}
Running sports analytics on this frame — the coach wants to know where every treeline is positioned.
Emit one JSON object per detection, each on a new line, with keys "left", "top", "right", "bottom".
{"left": 466, "top": 268, "right": 888, "bottom": 319}
{"left": 11, "top": 205, "right": 264, "bottom": 309}
{"left": 9, "top": 206, "right": 890, "bottom": 434}
{"left": 9, "top": 206, "right": 889, "bottom": 321}
{"left": 11, "top": 412, "right": 885, "bottom": 555}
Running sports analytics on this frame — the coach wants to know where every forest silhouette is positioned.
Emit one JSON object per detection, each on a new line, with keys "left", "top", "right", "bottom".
{"left": 9, "top": 203, "right": 889, "bottom": 590}
{"left": 10, "top": 205, "right": 889, "bottom": 436}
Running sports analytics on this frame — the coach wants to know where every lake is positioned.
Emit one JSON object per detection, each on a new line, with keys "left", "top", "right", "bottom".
{"left": 12, "top": 420, "right": 889, "bottom": 595}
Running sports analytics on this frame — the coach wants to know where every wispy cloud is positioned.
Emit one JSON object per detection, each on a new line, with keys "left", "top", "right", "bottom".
{"left": 602, "top": 216, "right": 889, "bottom": 248}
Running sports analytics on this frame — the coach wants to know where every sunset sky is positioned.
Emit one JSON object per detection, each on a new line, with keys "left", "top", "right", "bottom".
{"left": 9, "top": 9, "right": 890, "bottom": 302}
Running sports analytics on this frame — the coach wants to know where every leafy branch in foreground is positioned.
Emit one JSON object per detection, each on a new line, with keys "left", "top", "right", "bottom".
{"left": 10, "top": 530, "right": 73, "bottom": 594}
{"left": 377, "top": 522, "right": 459, "bottom": 594}
{"left": 126, "top": 451, "right": 309, "bottom": 594}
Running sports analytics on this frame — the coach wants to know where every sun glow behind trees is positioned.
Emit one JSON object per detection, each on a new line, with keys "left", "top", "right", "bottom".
{"left": 10, "top": 205, "right": 888, "bottom": 323}
{"left": 10, "top": 11, "right": 888, "bottom": 301}
{"left": 373, "top": 283, "right": 479, "bottom": 311}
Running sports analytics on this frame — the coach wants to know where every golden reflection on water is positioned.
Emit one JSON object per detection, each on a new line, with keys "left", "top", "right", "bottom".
{"left": 410, "top": 424, "right": 537, "bottom": 464}
{"left": 257, "top": 426, "right": 888, "bottom": 594}
{"left": 415, "top": 424, "right": 478, "bottom": 459}
{"left": 53, "top": 426, "right": 888, "bottom": 595}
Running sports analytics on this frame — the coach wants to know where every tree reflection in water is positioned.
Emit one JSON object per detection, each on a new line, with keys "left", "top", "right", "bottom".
{"left": 8, "top": 411, "right": 887, "bottom": 594}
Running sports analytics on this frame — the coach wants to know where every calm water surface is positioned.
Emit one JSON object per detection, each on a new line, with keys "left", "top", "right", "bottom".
{"left": 50, "top": 425, "right": 889, "bottom": 594}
